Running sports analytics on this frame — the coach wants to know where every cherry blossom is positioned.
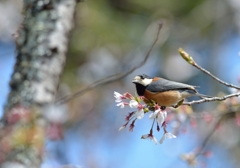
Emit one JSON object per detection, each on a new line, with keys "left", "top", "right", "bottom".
{"left": 149, "top": 109, "right": 167, "bottom": 125}
{"left": 141, "top": 133, "right": 158, "bottom": 145}
{"left": 114, "top": 91, "right": 126, "bottom": 102}
{"left": 159, "top": 132, "right": 176, "bottom": 144}
{"left": 129, "top": 100, "right": 138, "bottom": 108}
{"left": 135, "top": 104, "right": 144, "bottom": 119}
{"left": 116, "top": 102, "right": 128, "bottom": 108}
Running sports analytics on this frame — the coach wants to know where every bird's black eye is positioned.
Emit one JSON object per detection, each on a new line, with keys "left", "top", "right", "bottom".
{"left": 137, "top": 74, "right": 152, "bottom": 79}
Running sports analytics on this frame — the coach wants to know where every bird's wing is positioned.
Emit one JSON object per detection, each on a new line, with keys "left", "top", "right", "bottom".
{"left": 146, "top": 78, "right": 197, "bottom": 93}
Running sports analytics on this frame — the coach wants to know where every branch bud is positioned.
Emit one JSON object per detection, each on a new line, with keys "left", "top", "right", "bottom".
{"left": 178, "top": 48, "right": 195, "bottom": 65}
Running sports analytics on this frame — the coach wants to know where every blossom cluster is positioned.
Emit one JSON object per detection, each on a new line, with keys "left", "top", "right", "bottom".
{"left": 114, "top": 91, "right": 176, "bottom": 145}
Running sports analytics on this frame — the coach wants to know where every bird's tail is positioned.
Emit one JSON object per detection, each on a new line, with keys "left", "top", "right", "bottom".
{"left": 195, "top": 93, "right": 212, "bottom": 99}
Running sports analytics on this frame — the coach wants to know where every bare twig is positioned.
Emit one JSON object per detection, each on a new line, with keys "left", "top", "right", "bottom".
{"left": 179, "top": 48, "right": 240, "bottom": 90}
{"left": 56, "top": 23, "right": 163, "bottom": 104}
{"left": 187, "top": 105, "right": 240, "bottom": 159}
{"left": 192, "top": 63, "right": 240, "bottom": 90}
{"left": 182, "top": 92, "right": 240, "bottom": 106}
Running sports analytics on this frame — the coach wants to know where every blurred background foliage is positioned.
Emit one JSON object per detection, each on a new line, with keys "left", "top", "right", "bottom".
{"left": 1, "top": 0, "right": 240, "bottom": 167}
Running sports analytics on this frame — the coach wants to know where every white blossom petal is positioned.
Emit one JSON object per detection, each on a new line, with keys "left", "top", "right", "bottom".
{"left": 149, "top": 110, "right": 159, "bottom": 119}
{"left": 165, "top": 132, "right": 177, "bottom": 139}
{"left": 157, "top": 112, "right": 167, "bottom": 125}
{"left": 135, "top": 109, "right": 144, "bottom": 119}
{"left": 160, "top": 132, "right": 176, "bottom": 144}
{"left": 116, "top": 102, "right": 125, "bottom": 108}
{"left": 114, "top": 91, "right": 122, "bottom": 97}
{"left": 129, "top": 100, "right": 138, "bottom": 108}
{"left": 159, "top": 136, "right": 165, "bottom": 144}
{"left": 141, "top": 134, "right": 158, "bottom": 145}
{"left": 141, "top": 134, "right": 148, "bottom": 139}
{"left": 162, "top": 111, "right": 167, "bottom": 119}
{"left": 149, "top": 113, "right": 155, "bottom": 119}
{"left": 114, "top": 91, "right": 123, "bottom": 102}
{"left": 115, "top": 99, "right": 122, "bottom": 103}
{"left": 149, "top": 109, "right": 167, "bottom": 125}
{"left": 118, "top": 125, "right": 126, "bottom": 131}
{"left": 152, "top": 136, "right": 158, "bottom": 145}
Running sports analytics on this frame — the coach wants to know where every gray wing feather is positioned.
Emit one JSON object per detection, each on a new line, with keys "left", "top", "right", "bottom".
{"left": 146, "top": 78, "right": 197, "bottom": 93}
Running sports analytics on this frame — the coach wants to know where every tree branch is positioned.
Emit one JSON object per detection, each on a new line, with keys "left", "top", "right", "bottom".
{"left": 182, "top": 92, "right": 240, "bottom": 106}
{"left": 179, "top": 48, "right": 240, "bottom": 90}
{"left": 177, "top": 48, "right": 240, "bottom": 106}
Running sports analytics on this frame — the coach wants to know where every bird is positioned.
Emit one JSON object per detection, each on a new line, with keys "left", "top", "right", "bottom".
{"left": 132, "top": 74, "right": 211, "bottom": 108}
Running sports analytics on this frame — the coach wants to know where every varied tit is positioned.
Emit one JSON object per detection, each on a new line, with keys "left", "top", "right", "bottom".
{"left": 132, "top": 74, "right": 211, "bottom": 107}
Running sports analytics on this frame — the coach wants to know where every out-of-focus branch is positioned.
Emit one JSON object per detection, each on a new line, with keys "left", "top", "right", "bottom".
{"left": 195, "top": 116, "right": 222, "bottom": 157}
{"left": 180, "top": 116, "right": 222, "bottom": 166}
{"left": 56, "top": 23, "right": 163, "bottom": 104}
{"left": 179, "top": 48, "right": 240, "bottom": 90}
{"left": 195, "top": 106, "right": 240, "bottom": 156}
{"left": 181, "top": 109, "right": 237, "bottom": 166}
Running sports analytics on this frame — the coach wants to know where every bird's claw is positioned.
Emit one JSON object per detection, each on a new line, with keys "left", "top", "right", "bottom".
{"left": 172, "top": 99, "right": 184, "bottom": 108}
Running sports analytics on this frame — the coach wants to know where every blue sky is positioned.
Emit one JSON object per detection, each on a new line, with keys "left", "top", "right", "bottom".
{"left": 0, "top": 41, "right": 15, "bottom": 117}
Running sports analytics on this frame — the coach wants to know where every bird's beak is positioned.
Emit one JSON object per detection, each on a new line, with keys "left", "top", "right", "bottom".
{"left": 132, "top": 79, "right": 138, "bottom": 83}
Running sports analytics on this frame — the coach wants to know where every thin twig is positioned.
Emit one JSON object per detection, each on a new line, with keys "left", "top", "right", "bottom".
{"left": 192, "top": 62, "right": 240, "bottom": 90}
{"left": 182, "top": 92, "right": 240, "bottom": 106}
{"left": 179, "top": 48, "right": 240, "bottom": 90}
{"left": 56, "top": 23, "right": 163, "bottom": 104}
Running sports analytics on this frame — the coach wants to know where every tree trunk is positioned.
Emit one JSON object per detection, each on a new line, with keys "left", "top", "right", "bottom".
{"left": 0, "top": 0, "right": 77, "bottom": 167}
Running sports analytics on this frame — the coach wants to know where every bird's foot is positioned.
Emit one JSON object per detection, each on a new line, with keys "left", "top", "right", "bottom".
{"left": 148, "top": 106, "right": 155, "bottom": 111}
{"left": 172, "top": 99, "right": 184, "bottom": 108}
{"left": 160, "top": 106, "right": 166, "bottom": 110}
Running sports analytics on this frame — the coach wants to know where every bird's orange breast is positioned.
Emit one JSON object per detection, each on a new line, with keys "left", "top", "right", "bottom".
{"left": 144, "top": 90, "right": 182, "bottom": 106}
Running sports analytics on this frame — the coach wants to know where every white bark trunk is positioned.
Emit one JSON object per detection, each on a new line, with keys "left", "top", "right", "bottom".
{"left": 1, "top": 0, "right": 77, "bottom": 167}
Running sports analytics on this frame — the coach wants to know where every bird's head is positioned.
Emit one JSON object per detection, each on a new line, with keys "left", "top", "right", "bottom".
{"left": 132, "top": 74, "right": 153, "bottom": 86}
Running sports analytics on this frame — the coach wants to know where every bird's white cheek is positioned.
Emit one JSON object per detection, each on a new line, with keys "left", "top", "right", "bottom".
{"left": 142, "top": 79, "right": 152, "bottom": 86}
{"left": 180, "top": 91, "right": 191, "bottom": 98}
